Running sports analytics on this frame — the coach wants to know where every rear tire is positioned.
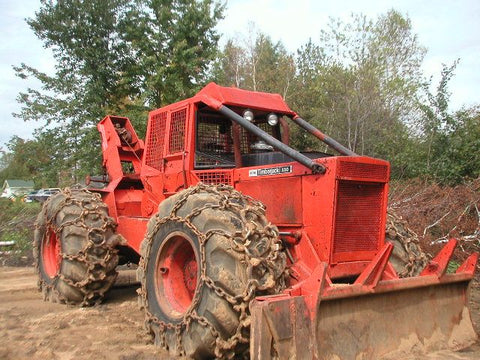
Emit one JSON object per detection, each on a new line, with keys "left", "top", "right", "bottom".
{"left": 138, "top": 184, "right": 286, "bottom": 359}
{"left": 34, "top": 188, "right": 123, "bottom": 305}
{"left": 385, "top": 211, "right": 429, "bottom": 277}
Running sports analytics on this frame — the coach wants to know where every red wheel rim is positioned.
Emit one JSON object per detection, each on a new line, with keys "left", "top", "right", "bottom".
{"left": 155, "top": 232, "right": 198, "bottom": 319}
{"left": 42, "top": 227, "right": 61, "bottom": 278}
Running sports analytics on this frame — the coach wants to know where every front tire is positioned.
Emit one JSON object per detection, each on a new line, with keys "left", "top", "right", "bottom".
{"left": 34, "top": 188, "right": 123, "bottom": 305}
{"left": 138, "top": 184, "right": 287, "bottom": 359}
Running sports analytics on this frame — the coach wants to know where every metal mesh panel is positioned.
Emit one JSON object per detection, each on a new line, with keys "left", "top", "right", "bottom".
{"left": 145, "top": 111, "right": 167, "bottom": 170}
{"left": 195, "top": 170, "right": 233, "bottom": 185}
{"left": 333, "top": 181, "right": 384, "bottom": 254}
{"left": 169, "top": 108, "right": 187, "bottom": 153}
{"left": 195, "top": 111, "right": 277, "bottom": 168}
{"left": 338, "top": 161, "right": 389, "bottom": 182}
{"left": 239, "top": 122, "right": 275, "bottom": 153}
{"left": 196, "top": 113, "right": 234, "bottom": 167}
{"left": 197, "top": 120, "right": 233, "bottom": 154}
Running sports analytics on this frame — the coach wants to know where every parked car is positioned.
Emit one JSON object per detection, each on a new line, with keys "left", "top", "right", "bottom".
{"left": 30, "top": 188, "right": 61, "bottom": 203}
{"left": 24, "top": 190, "right": 40, "bottom": 203}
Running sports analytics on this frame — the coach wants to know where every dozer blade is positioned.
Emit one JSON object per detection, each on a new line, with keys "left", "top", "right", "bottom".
{"left": 250, "top": 240, "right": 478, "bottom": 360}
{"left": 316, "top": 280, "right": 476, "bottom": 359}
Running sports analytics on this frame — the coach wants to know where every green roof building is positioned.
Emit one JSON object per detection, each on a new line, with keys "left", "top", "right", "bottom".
{"left": 1, "top": 180, "right": 35, "bottom": 198}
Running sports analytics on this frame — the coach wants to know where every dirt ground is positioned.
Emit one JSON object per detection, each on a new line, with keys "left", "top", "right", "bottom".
{"left": 0, "top": 267, "right": 168, "bottom": 360}
{"left": 0, "top": 267, "right": 479, "bottom": 360}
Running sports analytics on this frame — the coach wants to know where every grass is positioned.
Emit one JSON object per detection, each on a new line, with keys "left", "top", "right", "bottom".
{"left": 447, "top": 260, "right": 461, "bottom": 273}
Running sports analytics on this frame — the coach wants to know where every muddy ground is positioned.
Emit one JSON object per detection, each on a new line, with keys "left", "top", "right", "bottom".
{"left": 0, "top": 267, "right": 479, "bottom": 360}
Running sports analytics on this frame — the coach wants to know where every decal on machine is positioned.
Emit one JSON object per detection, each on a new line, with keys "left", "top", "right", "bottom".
{"left": 249, "top": 165, "right": 293, "bottom": 177}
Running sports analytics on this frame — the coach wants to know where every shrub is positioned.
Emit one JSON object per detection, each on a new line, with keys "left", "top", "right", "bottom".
{"left": 0, "top": 199, "right": 40, "bottom": 266}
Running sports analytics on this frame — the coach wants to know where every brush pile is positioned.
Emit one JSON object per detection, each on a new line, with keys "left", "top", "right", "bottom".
{"left": 389, "top": 178, "right": 480, "bottom": 269}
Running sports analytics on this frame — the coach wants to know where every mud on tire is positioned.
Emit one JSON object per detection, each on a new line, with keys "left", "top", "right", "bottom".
{"left": 137, "top": 184, "right": 287, "bottom": 359}
{"left": 34, "top": 188, "right": 123, "bottom": 306}
{"left": 385, "top": 211, "right": 429, "bottom": 277}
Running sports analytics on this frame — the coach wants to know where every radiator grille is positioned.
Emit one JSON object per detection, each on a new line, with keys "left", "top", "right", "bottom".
{"left": 145, "top": 111, "right": 167, "bottom": 171}
{"left": 333, "top": 181, "right": 384, "bottom": 255}
{"left": 338, "top": 161, "right": 388, "bottom": 182}
{"left": 196, "top": 171, "right": 233, "bottom": 185}
{"left": 169, "top": 108, "right": 187, "bottom": 153}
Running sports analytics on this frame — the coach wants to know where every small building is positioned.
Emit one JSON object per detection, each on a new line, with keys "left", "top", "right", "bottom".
{"left": 1, "top": 180, "right": 35, "bottom": 198}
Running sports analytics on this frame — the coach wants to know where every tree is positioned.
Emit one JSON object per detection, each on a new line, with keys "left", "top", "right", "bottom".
{"left": 416, "top": 61, "right": 480, "bottom": 183}
{"left": 248, "top": 34, "right": 295, "bottom": 98}
{"left": 15, "top": 0, "right": 224, "bottom": 184}
{"left": 121, "top": 0, "right": 224, "bottom": 107}
{"left": 213, "top": 29, "right": 296, "bottom": 98}
{"left": 15, "top": 0, "right": 135, "bottom": 183}
{"left": 0, "top": 137, "right": 31, "bottom": 183}
{"left": 289, "top": 10, "right": 426, "bottom": 176}
{"left": 418, "top": 61, "right": 458, "bottom": 169}
{"left": 445, "top": 107, "right": 480, "bottom": 181}
{"left": 212, "top": 38, "right": 247, "bottom": 88}
{"left": 0, "top": 136, "right": 52, "bottom": 187}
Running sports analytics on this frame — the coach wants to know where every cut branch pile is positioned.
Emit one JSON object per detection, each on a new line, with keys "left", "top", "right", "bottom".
{"left": 389, "top": 178, "right": 480, "bottom": 267}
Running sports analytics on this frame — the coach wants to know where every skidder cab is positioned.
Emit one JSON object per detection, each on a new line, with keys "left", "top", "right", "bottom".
{"left": 35, "top": 82, "right": 478, "bottom": 359}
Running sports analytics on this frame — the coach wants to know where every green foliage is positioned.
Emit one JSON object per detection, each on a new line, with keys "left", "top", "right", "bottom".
{"left": 1, "top": 230, "right": 31, "bottom": 254}
{"left": 14, "top": 0, "right": 134, "bottom": 184}
{"left": 212, "top": 27, "right": 295, "bottom": 98}
{"left": 0, "top": 136, "right": 50, "bottom": 187}
{"left": 211, "top": 39, "right": 247, "bottom": 88}
{"left": 0, "top": 198, "right": 41, "bottom": 225}
{"left": 11, "top": 5, "right": 480, "bottom": 186}
{"left": 0, "top": 199, "right": 40, "bottom": 265}
{"left": 409, "top": 61, "right": 480, "bottom": 184}
{"left": 428, "top": 106, "right": 480, "bottom": 183}
{"left": 214, "top": 11, "right": 478, "bottom": 184}
{"left": 121, "top": 0, "right": 224, "bottom": 107}
{"left": 290, "top": 10, "right": 426, "bottom": 162}
{"left": 14, "top": 0, "right": 224, "bottom": 185}
{"left": 447, "top": 260, "right": 460, "bottom": 274}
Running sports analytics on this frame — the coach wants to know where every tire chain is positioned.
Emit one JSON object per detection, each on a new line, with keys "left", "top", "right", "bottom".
{"left": 34, "top": 188, "right": 124, "bottom": 306}
{"left": 137, "top": 183, "right": 287, "bottom": 359}
{"left": 386, "top": 211, "right": 430, "bottom": 277}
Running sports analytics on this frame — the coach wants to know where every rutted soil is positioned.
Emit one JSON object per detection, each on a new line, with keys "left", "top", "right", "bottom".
{"left": 0, "top": 267, "right": 169, "bottom": 360}
{"left": 0, "top": 267, "right": 479, "bottom": 359}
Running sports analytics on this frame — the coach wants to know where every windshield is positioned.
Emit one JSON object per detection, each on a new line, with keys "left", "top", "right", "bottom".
{"left": 195, "top": 106, "right": 284, "bottom": 168}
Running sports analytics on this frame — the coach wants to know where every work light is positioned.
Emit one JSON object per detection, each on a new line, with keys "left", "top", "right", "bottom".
{"left": 267, "top": 113, "right": 278, "bottom": 126}
{"left": 243, "top": 109, "right": 254, "bottom": 122}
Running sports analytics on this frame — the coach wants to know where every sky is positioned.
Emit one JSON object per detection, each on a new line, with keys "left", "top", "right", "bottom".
{"left": 0, "top": 0, "right": 479, "bottom": 148}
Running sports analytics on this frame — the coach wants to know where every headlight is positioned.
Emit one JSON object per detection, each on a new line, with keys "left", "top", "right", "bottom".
{"left": 243, "top": 109, "right": 254, "bottom": 122}
{"left": 267, "top": 113, "right": 278, "bottom": 126}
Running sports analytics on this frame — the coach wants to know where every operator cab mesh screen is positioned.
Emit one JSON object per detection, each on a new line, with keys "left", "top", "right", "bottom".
{"left": 145, "top": 111, "right": 167, "bottom": 171}
{"left": 195, "top": 107, "right": 281, "bottom": 169}
{"left": 169, "top": 108, "right": 187, "bottom": 154}
{"left": 196, "top": 112, "right": 235, "bottom": 168}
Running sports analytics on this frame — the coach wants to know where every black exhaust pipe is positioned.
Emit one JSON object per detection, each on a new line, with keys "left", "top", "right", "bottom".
{"left": 218, "top": 106, "right": 326, "bottom": 174}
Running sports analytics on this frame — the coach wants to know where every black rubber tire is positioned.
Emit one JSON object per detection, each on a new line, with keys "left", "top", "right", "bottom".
{"left": 34, "top": 188, "right": 124, "bottom": 306}
{"left": 385, "top": 211, "right": 429, "bottom": 277}
{"left": 138, "top": 184, "right": 287, "bottom": 359}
